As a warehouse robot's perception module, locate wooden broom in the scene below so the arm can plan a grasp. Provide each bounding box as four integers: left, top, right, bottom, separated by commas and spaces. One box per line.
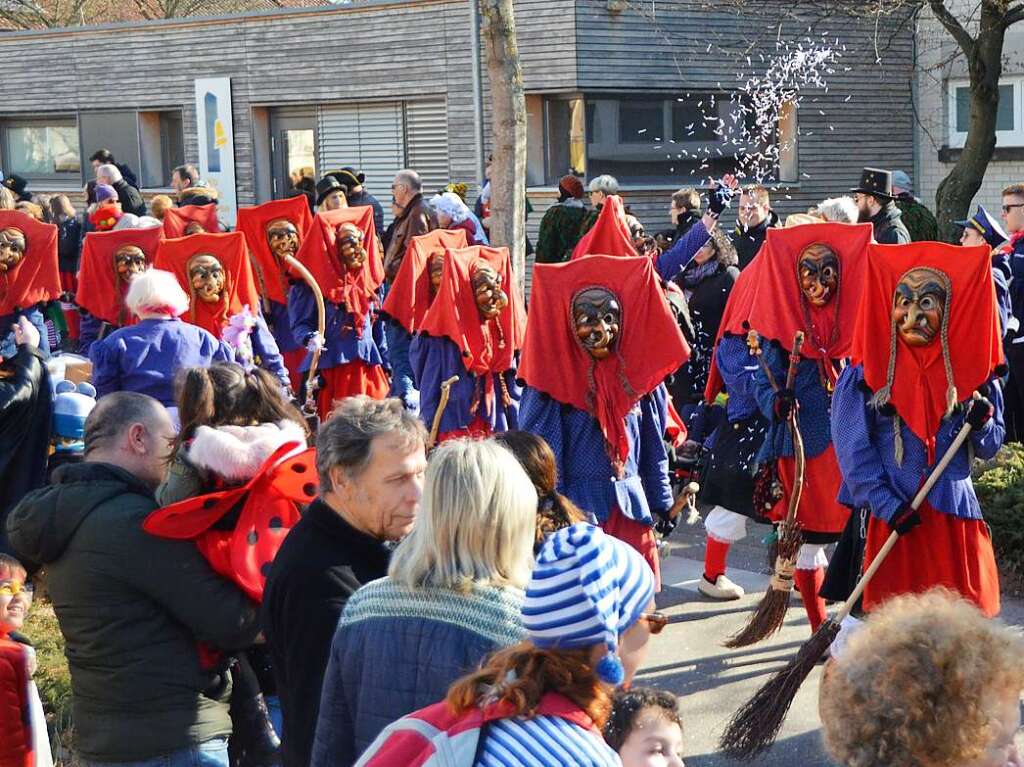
719, 417, 976, 760
283, 254, 326, 438
427, 375, 461, 450
724, 330, 806, 648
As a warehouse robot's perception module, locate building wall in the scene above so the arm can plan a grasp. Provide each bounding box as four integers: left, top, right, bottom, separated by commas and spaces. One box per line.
916, 3, 1024, 217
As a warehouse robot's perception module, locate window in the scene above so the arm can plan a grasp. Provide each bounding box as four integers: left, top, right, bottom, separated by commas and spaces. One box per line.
81, 108, 185, 189
533, 92, 794, 186
948, 79, 1023, 148
2, 119, 80, 180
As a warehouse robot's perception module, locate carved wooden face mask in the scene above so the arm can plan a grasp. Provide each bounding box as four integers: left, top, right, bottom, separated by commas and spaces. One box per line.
471, 263, 508, 320
573, 287, 621, 360
798, 243, 840, 307
0, 227, 26, 273
114, 245, 148, 284
893, 268, 947, 348
266, 219, 299, 262
335, 223, 366, 271
188, 254, 226, 303
428, 251, 445, 291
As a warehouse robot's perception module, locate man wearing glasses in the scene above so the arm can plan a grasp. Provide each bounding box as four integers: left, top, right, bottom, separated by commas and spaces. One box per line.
1000, 183, 1024, 441
850, 167, 911, 245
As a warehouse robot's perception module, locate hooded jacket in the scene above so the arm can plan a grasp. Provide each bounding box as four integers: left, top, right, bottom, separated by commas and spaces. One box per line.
731, 210, 779, 270
5, 462, 260, 761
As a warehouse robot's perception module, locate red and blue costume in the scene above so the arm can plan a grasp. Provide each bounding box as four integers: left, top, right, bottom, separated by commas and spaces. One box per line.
0, 211, 59, 361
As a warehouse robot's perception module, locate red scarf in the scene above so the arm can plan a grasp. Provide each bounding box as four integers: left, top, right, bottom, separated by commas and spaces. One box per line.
293, 206, 383, 334
382, 229, 469, 332
76, 227, 163, 327
852, 242, 1003, 460
418, 245, 526, 376
747, 222, 872, 360
236, 196, 313, 306
154, 231, 260, 337
0, 211, 60, 316
703, 253, 764, 401
162, 205, 219, 238
519, 255, 689, 466
571, 195, 637, 260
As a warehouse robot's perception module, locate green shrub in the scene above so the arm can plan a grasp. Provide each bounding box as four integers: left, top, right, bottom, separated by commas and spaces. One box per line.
974, 442, 1024, 576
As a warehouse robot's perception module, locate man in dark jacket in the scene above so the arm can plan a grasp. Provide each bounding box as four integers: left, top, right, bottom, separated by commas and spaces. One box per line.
96, 163, 146, 217
655, 187, 703, 251
382, 169, 436, 281
263, 396, 427, 767
730, 184, 778, 270
89, 149, 139, 189
6, 392, 260, 766
851, 167, 911, 245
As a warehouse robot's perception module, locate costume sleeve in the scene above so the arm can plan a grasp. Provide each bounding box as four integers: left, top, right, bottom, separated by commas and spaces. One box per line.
0, 346, 45, 420
387, 323, 414, 386
410, 334, 439, 427
20, 308, 49, 357
410, 335, 469, 431
535, 208, 560, 264
830, 365, 906, 524
752, 343, 786, 421
519, 386, 568, 490
969, 378, 1005, 459
309, 624, 356, 767
992, 267, 1013, 337
288, 282, 318, 345
117, 507, 260, 650
213, 338, 235, 363
89, 336, 123, 399
77, 313, 100, 355
639, 386, 673, 514
657, 219, 710, 281
716, 335, 759, 402
1009, 247, 1024, 328
252, 311, 290, 389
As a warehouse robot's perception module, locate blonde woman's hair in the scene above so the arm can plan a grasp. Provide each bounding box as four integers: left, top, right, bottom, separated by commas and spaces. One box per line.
125, 268, 189, 319
388, 438, 537, 590
820, 588, 1024, 767
0, 186, 13, 210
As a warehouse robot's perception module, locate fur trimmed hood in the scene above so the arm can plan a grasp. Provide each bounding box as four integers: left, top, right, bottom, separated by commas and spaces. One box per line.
185, 420, 307, 482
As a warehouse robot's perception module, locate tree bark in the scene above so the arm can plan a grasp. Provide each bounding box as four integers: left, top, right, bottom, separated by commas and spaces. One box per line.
934, 0, 1006, 240
479, 0, 528, 290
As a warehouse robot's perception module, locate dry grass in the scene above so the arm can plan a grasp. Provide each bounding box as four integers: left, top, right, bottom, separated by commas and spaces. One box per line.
23, 598, 75, 766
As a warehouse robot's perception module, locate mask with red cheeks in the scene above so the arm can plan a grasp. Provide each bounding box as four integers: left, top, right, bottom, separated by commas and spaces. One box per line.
114, 245, 148, 283
573, 287, 621, 360
266, 219, 300, 261
0, 228, 26, 272
188, 254, 226, 303
336, 223, 367, 271
798, 243, 839, 307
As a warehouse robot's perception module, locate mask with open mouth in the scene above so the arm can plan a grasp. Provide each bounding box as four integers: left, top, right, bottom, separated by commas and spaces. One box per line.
188, 254, 226, 304
266, 218, 300, 263
336, 223, 367, 271
573, 287, 621, 360
114, 245, 148, 284
798, 243, 840, 307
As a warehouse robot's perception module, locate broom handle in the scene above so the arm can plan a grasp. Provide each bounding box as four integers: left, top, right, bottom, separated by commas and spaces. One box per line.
747, 330, 780, 392
779, 331, 807, 525
427, 375, 460, 449
835, 419, 975, 623
284, 255, 326, 415
784, 331, 805, 391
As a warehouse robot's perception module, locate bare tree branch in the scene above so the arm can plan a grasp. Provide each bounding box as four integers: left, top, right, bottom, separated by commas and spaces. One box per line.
929, 0, 978, 55
1004, 3, 1024, 26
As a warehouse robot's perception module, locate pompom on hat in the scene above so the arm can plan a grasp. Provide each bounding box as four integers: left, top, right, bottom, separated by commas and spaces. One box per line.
522, 523, 655, 685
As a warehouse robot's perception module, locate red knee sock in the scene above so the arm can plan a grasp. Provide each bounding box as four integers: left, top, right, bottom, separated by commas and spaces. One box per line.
703, 537, 731, 582
794, 567, 827, 633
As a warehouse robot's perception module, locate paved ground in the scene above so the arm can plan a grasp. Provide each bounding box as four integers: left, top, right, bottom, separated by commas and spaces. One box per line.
639, 517, 1024, 766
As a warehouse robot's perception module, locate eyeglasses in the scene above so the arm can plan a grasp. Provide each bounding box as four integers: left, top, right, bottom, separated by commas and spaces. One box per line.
640, 612, 669, 635
739, 204, 761, 212
0, 580, 33, 597
1002, 203, 1024, 213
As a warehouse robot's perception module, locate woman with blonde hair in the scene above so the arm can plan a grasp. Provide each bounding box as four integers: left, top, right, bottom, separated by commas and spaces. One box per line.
310, 438, 537, 767
820, 589, 1024, 767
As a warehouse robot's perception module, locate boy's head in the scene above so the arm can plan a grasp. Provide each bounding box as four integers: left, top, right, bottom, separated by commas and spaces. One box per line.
0, 554, 30, 634
604, 687, 685, 767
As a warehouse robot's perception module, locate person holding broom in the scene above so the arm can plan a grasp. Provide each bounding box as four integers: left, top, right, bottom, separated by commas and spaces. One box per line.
829, 240, 1005, 620
741, 222, 873, 636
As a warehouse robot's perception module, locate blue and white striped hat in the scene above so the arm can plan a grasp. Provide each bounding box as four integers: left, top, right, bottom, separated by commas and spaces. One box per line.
522, 523, 655, 684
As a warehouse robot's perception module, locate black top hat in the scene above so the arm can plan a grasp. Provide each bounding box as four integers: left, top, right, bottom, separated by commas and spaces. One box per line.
326, 169, 362, 194
315, 176, 344, 206
850, 168, 895, 200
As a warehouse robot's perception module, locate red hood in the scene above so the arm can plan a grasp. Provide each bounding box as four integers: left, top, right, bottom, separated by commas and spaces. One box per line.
853, 241, 1003, 459
76, 227, 163, 327
382, 229, 469, 333
236, 196, 313, 306
571, 195, 637, 260
154, 231, 259, 337
293, 206, 383, 333
418, 245, 526, 375
0, 210, 60, 316
519, 255, 689, 466
163, 205, 220, 238
746, 222, 872, 360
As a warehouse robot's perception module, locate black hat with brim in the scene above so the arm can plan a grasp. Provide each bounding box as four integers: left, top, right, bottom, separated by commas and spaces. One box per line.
316, 176, 344, 206
850, 167, 895, 200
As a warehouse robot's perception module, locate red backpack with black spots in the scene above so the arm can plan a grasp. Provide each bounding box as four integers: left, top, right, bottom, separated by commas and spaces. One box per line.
144, 441, 317, 602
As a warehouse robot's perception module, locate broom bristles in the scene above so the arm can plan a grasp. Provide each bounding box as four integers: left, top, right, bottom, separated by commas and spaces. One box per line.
719, 618, 841, 761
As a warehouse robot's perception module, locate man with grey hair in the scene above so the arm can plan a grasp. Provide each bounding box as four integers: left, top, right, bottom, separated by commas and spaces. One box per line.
96, 162, 146, 217
263, 396, 427, 767
7, 391, 260, 767
579, 173, 620, 238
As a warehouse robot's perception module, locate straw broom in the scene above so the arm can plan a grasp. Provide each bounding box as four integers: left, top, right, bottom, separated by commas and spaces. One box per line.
725, 330, 806, 648
719, 417, 976, 760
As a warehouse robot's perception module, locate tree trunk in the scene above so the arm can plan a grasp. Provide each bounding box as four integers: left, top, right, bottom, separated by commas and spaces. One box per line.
479, 0, 528, 290
934, 3, 1005, 241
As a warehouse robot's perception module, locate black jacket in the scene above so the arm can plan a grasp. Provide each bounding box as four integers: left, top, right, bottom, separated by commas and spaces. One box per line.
262, 499, 391, 767
869, 202, 912, 245
57, 217, 83, 274
347, 190, 385, 237
113, 178, 146, 217
6, 462, 260, 761
655, 211, 701, 250
731, 211, 778, 271
0, 346, 50, 557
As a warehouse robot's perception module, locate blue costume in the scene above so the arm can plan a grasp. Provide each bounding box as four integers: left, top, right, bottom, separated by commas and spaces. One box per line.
0, 307, 48, 359
90, 317, 233, 407
287, 283, 387, 375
